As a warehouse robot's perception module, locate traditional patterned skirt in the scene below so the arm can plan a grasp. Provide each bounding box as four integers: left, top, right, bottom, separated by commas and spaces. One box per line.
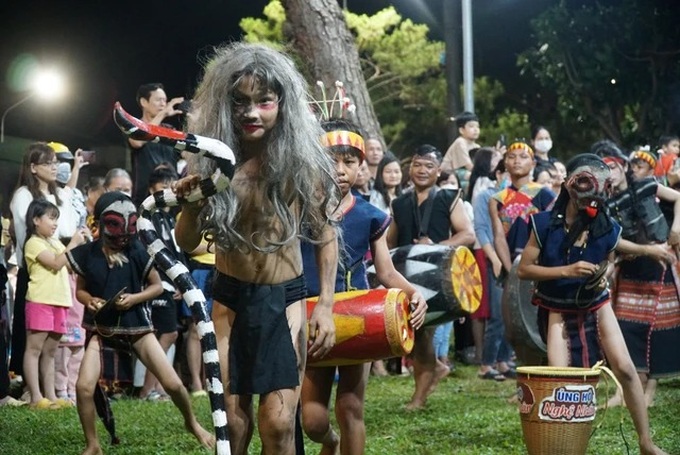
613, 256, 680, 378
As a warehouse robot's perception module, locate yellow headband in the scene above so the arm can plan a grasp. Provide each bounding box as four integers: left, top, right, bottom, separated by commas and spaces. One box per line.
506, 141, 534, 158
321, 130, 365, 159
630, 150, 656, 169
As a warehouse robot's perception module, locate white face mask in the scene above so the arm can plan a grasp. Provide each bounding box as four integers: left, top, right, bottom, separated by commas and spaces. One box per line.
534, 139, 553, 154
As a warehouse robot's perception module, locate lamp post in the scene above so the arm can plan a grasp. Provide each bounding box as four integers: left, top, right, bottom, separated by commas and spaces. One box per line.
0, 68, 66, 143
1, 93, 35, 143
443, 0, 474, 141
461, 0, 474, 112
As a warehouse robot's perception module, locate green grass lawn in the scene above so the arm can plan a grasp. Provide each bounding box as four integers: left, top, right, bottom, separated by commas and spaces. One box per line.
1, 365, 679, 454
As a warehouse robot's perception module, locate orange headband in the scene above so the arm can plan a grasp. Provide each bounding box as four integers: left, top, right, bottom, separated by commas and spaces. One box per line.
630, 150, 656, 169
321, 130, 365, 159
506, 141, 534, 158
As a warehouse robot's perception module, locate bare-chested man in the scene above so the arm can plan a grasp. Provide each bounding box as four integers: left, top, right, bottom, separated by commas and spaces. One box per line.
175, 43, 339, 455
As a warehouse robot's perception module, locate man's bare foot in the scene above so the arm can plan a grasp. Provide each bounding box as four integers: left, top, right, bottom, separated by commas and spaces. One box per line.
81, 444, 103, 455
319, 430, 340, 455
427, 362, 450, 396
371, 361, 388, 377
640, 438, 669, 455
405, 398, 426, 411
185, 420, 216, 449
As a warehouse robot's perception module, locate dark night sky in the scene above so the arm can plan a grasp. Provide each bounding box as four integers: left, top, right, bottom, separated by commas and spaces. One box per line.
0, 0, 553, 148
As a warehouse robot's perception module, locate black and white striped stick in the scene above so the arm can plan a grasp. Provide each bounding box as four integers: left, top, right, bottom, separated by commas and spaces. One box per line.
114, 103, 235, 455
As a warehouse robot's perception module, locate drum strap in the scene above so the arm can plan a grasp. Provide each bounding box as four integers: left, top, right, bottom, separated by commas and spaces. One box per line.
413, 187, 438, 238
343, 257, 364, 292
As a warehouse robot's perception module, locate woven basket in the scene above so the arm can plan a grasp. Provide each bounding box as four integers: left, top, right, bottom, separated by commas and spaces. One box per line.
516, 366, 601, 455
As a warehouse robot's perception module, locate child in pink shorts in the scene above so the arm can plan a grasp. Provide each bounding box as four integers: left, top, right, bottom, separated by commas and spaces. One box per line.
55, 274, 86, 404
22, 199, 85, 409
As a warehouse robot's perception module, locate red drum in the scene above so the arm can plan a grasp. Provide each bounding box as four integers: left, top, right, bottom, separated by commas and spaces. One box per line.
306, 288, 415, 367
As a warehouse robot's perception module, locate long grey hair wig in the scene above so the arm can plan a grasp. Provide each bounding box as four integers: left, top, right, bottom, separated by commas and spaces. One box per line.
187, 42, 339, 253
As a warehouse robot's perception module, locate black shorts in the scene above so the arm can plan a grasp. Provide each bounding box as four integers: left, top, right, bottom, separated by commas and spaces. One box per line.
86, 331, 150, 384
213, 272, 306, 395
150, 291, 178, 334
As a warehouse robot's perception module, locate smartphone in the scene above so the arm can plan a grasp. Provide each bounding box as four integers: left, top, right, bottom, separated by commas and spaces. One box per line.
80, 150, 96, 164
175, 99, 192, 114
498, 134, 507, 147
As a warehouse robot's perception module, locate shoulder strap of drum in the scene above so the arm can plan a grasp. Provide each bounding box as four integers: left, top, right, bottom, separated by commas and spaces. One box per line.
414, 187, 438, 238
447, 188, 462, 215
343, 257, 365, 292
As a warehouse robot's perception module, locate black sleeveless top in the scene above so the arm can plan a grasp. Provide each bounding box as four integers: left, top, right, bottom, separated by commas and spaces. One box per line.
391, 187, 461, 246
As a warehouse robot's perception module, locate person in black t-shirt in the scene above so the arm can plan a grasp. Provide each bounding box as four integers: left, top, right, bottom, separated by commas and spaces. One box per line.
128, 83, 184, 206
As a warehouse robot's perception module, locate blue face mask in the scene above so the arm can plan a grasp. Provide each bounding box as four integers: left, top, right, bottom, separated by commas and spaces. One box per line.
56, 162, 72, 185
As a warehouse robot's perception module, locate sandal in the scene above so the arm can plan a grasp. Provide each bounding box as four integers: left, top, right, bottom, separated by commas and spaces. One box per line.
52, 398, 74, 408
498, 368, 517, 379
142, 391, 162, 401
30, 398, 60, 410
478, 369, 506, 381
144, 391, 171, 402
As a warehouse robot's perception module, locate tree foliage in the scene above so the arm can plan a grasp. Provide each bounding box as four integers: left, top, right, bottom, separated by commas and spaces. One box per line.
519, 0, 680, 149
240, 1, 529, 156
240, 0, 285, 48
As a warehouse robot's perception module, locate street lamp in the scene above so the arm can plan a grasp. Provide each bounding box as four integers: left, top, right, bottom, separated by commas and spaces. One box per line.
1, 68, 66, 143
461, 0, 474, 112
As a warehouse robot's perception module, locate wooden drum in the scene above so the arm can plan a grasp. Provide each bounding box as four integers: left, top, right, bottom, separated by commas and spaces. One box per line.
368, 244, 482, 327
306, 288, 414, 367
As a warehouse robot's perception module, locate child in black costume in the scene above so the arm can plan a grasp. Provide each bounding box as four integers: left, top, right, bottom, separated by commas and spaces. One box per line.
67, 191, 214, 455
518, 154, 670, 455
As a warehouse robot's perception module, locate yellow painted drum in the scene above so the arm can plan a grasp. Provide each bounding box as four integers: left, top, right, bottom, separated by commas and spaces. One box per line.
517, 366, 600, 455
369, 245, 482, 327
306, 288, 415, 367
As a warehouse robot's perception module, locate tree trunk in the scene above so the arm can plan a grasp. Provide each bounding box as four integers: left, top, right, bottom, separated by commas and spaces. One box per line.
282, 0, 383, 143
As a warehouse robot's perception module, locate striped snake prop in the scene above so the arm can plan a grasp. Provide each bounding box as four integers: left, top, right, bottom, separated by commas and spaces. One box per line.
113, 102, 235, 455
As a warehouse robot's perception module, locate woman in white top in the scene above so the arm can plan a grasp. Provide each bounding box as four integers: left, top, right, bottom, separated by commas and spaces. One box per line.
9, 142, 78, 378
369, 151, 403, 215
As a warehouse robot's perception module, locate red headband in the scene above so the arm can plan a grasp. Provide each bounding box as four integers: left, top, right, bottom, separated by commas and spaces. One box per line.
602, 156, 625, 166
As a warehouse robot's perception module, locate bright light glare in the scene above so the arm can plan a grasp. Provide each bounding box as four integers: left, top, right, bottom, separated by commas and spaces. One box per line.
32, 69, 66, 100
610, 78, 617, 85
